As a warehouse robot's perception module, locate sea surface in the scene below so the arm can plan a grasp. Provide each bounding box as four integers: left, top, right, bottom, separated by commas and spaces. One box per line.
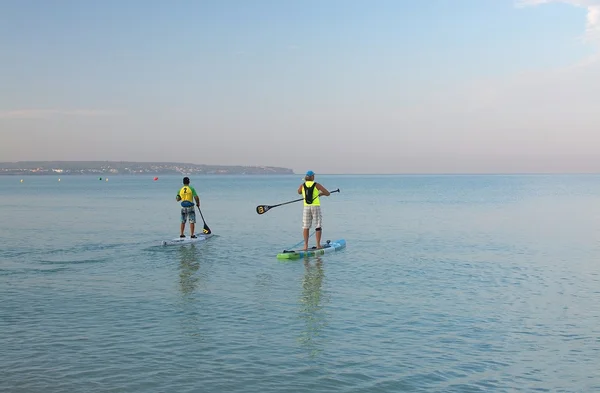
1, 174, 600, 393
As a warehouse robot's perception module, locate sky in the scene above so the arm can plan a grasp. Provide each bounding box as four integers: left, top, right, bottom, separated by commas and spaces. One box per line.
1, 0, 599, 174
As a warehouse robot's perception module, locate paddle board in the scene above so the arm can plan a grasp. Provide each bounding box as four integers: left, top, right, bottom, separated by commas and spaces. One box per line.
162, 234, 213, 246
277, 239, 346, 259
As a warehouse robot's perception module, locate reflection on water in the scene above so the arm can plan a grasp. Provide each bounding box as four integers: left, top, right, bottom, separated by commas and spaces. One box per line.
176, 244, 205, 339
298, 256, 329, 358
178, 245, 201, 297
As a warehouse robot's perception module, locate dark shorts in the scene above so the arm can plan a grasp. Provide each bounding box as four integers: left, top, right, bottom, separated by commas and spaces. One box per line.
181, 206, 196, 224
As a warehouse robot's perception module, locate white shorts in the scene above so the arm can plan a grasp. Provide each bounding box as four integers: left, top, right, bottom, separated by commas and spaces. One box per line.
302, 205, 322, 229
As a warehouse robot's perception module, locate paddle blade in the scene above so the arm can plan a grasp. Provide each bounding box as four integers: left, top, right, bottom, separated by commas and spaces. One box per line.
256, 205, 270, 215
197, 207, 211, 234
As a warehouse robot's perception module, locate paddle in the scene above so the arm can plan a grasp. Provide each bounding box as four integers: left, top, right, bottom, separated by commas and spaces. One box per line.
197, 206, 212, 234
256, 188, 340, 215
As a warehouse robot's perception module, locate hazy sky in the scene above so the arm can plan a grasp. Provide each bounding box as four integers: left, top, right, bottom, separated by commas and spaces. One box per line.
1, 0, 599, 174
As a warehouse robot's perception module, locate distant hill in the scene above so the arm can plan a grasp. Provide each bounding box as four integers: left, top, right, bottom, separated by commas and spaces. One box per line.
0, 161, 295, 175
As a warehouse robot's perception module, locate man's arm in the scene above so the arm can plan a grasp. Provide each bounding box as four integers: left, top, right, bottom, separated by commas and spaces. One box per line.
297, 184, 303, 195
316, 183, 330, 196
192, 187, 200, 207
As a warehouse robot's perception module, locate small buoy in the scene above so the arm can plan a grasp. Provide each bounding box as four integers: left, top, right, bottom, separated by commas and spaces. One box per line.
20, 179, 23, 183
153, 177, 158, 181
58, 178, 61, 182
105, 178, 108, 182
99, 177, 102, 180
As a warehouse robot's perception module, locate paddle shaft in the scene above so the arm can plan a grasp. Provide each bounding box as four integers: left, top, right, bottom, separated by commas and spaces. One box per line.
197, 206, 211, 234
257, 188, 339, 214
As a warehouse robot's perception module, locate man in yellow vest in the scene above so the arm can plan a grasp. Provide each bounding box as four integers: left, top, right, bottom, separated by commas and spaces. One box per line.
297, 170, 331, 250
176, 177, 201, 238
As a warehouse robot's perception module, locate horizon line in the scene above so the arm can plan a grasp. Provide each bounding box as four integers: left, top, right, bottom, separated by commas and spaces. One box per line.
3, 172, 600, 176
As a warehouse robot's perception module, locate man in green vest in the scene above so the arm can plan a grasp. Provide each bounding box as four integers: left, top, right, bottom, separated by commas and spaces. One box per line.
297, 170, 331, 250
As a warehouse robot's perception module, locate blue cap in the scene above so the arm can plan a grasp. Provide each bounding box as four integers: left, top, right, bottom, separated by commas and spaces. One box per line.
306, 170, 315, 176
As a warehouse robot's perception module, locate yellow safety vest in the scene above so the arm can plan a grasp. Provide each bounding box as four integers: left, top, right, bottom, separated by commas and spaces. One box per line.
302, 181, 320, 206
178, 186, 194, 203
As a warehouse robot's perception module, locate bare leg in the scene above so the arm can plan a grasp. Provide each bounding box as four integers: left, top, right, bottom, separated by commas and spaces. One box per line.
180, 222, 185, 237
316, 228, 322, 249
303, 228, 309, 250
190, 223, 195, 237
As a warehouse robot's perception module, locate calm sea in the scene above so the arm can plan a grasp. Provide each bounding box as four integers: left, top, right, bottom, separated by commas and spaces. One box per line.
1, 174, 599, 392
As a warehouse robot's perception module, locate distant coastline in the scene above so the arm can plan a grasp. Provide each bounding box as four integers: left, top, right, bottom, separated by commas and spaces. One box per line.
0, 161, 295, 176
